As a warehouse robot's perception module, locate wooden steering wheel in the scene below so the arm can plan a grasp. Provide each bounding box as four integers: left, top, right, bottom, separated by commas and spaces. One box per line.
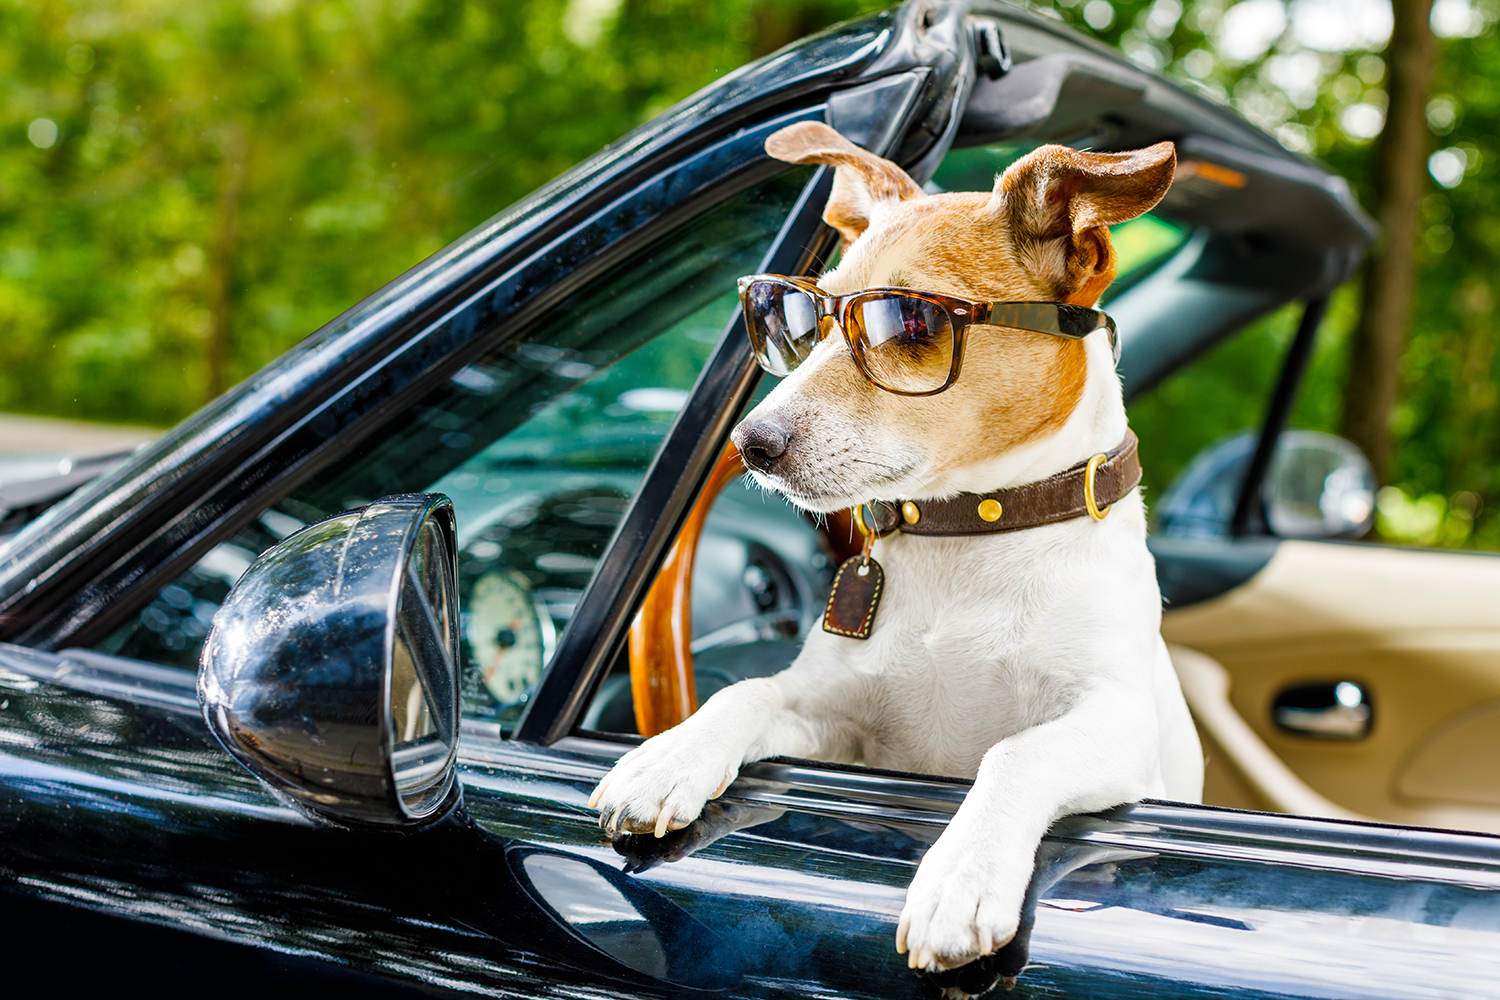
627, 443, 858, 736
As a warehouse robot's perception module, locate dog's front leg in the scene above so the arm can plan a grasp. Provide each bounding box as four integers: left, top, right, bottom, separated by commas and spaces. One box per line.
590, 676, 840, 838
897, 682, 1160, 972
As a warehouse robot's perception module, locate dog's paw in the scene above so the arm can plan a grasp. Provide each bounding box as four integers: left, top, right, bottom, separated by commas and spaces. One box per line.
896, 837, 1027, 973
588, 734, 739, 838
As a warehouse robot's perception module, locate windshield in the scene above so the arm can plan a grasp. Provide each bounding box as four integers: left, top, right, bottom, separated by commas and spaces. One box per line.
94, 168, 814, 735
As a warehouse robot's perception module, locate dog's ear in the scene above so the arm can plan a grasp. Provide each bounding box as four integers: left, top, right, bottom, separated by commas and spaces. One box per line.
765, 122, 923, 246
992, 142, 1176, 306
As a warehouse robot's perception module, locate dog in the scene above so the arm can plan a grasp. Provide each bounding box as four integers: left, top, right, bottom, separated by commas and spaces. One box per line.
589, 121, 1204, 975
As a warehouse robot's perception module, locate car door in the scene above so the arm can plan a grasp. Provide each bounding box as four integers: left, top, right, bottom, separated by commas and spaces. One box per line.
1134, 300, 1500, 835
10, 606, 1500, 999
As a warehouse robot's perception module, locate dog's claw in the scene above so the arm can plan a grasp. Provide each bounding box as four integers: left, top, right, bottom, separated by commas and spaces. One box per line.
711, 771, 732, 799
979, 927, 993, 955
895, 915, 909, 954
588, 778, 609, 810
1003, 975, 1018, 991
654, 810, 672, 838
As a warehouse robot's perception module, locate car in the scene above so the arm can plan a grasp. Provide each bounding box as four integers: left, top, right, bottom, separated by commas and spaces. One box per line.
3, 2, 1500, 997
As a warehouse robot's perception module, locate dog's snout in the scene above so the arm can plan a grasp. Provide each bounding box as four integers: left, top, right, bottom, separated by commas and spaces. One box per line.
733, 417, 791, 473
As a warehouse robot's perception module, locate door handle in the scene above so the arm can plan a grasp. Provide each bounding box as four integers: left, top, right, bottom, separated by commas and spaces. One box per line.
1272, 681, 1372, 740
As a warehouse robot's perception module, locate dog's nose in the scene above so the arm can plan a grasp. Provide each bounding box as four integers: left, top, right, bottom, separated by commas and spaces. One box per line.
733, 417, 791, 473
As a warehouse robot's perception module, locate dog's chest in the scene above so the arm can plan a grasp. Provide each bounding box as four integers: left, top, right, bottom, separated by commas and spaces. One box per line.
829, 535, 1092, 776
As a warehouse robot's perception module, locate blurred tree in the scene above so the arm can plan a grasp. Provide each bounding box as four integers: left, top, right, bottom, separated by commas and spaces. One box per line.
0, 0, 883, 425
1053, 0, 1500, 548
4, 0, 1500, 549
1341, 0, 1437, 483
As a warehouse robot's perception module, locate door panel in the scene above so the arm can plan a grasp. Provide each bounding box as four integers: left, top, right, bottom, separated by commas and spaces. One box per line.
1162, 539, 1500, 833
1169, 644, 1362, 820
6, 647, 1500, 999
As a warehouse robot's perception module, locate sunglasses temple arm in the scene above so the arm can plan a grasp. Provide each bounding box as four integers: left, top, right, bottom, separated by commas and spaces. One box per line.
977, 302, 1119, 365
1051, 313, 1121, 366
1060, 321, 1119, 365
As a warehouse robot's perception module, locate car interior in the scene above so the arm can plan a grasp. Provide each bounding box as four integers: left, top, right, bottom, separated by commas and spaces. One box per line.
565, 28, 1500, 839
69, 9, 1500, 842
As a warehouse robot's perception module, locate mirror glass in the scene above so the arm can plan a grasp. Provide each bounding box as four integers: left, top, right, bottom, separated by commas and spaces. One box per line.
1263, 433, 1376, 538
390, 516, 458, 816
1155, 430, 1376, 540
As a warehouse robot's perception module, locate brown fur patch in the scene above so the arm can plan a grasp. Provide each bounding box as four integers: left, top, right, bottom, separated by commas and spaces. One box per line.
832, 195, 1096, 466
765, 122, 923, 245
997, 143, 1174, 301
945, 331, 1089, 471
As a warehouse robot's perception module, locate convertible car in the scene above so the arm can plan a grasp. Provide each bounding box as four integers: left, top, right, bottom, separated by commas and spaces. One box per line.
3, 2, 1499, 997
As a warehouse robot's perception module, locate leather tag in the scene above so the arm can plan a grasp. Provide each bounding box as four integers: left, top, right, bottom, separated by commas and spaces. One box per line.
822, 556, 884, 640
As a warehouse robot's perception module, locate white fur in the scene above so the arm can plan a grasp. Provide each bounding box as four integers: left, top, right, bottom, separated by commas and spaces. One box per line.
591, 143, 1203, 974
592, 334, 1203, 971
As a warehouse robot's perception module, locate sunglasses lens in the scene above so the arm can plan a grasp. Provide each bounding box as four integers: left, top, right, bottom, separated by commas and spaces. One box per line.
743, 280, 819, 377
848, 294, 955, 393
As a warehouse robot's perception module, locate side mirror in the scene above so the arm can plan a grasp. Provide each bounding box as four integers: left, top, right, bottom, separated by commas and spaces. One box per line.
1156, 430, 1376, 540
1262, 431, 1376, 538
199, 493, 461, 826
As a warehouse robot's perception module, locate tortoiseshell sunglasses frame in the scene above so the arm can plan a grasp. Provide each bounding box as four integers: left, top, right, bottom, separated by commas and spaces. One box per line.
737, 274, 1120, 397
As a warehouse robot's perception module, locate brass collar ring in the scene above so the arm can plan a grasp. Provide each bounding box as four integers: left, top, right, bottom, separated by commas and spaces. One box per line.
853, 501, 902, 540
1084, 453, 1111, 521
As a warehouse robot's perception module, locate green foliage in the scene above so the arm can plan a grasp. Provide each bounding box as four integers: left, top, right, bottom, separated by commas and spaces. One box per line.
0, 0, 884, 425
1050, 0, 1500, 547
5, 0, 1500, 549
1375, 484, 1491, 547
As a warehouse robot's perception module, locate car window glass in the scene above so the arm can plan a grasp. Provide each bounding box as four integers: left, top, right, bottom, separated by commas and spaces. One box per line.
92, 167, 814, 736
579, 473, 835, 736
579, 288, 862, 736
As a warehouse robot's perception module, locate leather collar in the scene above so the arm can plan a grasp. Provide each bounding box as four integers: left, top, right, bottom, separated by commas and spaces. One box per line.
861, 431, 1141, 537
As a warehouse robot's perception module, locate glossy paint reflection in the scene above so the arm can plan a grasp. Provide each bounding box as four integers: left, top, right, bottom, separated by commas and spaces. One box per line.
521, 853, 667, 976
0, 656, 707, 998
513, 848, 741, 989
198, 494, 459, 826
463, 738, 1500, 1000
5, 652, 1500, 999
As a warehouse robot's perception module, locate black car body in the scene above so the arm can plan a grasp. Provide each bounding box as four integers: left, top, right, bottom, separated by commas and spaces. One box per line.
3, 3, 1499, 998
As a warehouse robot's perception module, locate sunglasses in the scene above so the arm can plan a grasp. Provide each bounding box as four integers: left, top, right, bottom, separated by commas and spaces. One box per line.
737, 274, 1119, 396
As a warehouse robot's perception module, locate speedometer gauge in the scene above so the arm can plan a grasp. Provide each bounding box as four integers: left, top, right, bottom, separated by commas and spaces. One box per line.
465, 569, 545, 705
